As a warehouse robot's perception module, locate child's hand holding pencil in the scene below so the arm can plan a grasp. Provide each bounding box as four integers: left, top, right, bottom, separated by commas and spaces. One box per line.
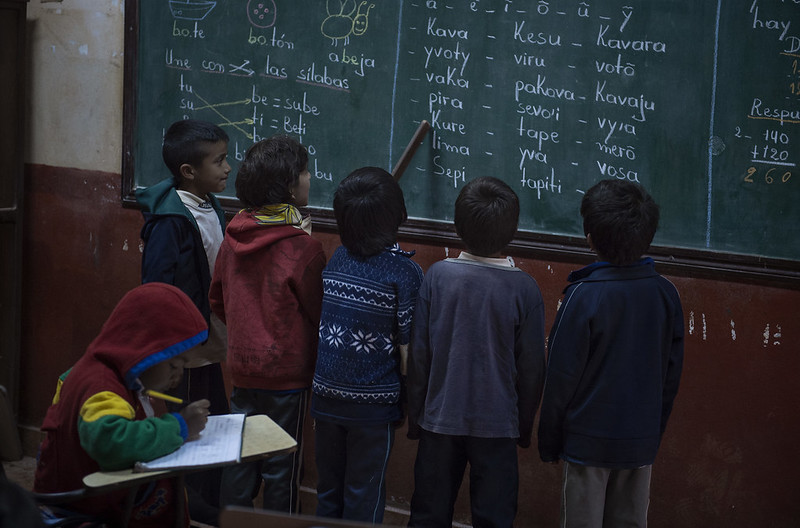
146, 390, 210, 440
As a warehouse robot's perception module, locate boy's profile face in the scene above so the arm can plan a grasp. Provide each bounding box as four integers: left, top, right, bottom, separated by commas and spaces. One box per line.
290, 167, 311, 207
138, 354, 188, 392
179, 140, 231, 198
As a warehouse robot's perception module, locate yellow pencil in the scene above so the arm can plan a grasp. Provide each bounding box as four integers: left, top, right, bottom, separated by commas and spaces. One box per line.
145, 389, 184, 404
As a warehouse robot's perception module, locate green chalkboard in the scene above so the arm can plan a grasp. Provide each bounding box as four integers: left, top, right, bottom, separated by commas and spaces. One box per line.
123, 0, 800, 270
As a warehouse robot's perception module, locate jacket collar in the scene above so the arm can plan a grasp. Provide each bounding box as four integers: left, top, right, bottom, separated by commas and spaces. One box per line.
567, 257, 656, 284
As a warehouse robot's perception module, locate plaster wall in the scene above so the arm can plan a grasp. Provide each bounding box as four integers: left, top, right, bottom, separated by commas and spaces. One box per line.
26, 0, 124, 172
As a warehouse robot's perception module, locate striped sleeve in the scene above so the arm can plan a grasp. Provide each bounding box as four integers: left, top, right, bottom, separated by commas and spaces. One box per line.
77, 391, 186, 470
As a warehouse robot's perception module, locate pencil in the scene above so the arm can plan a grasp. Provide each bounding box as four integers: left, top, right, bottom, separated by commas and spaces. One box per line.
145, 389, 184, 404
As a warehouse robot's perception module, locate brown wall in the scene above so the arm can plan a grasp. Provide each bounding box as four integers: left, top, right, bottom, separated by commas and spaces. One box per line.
19, 163, 800, 527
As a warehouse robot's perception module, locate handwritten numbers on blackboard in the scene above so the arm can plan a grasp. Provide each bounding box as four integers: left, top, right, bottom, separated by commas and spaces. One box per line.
744, 166, 793, 185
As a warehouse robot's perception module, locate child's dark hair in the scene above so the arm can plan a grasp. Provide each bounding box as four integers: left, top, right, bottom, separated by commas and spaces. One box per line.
333, 167, 408, 258
580, 179, 660, 265
454, 177, 519, 257
235, 135, 308, 209
162, 119, 229, 181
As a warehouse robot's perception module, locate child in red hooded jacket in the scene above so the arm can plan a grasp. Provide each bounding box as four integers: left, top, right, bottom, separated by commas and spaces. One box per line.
34, 283, 211, 527
210, 135, 325, 512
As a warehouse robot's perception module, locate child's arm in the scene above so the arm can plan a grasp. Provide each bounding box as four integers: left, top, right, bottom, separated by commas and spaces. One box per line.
208, 249, 226, 323
406, 286, 431, 439
537, 288, 591, 462
660, 293, 685, 434
294, 248, 326, 325
396, 261, 425, 376
141, 218, 184, 285
77, 391, 199, 471
514, 295, 547, 448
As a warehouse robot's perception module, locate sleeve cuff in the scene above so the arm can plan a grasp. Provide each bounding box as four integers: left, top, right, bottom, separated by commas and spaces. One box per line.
171, 412, 189, 440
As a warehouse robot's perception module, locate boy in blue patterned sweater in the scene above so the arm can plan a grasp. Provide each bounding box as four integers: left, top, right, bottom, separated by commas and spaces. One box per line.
311, 167, 423, 524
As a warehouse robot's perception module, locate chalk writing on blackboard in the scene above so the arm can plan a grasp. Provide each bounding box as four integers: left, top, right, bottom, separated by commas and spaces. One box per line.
127, 0, 800, 264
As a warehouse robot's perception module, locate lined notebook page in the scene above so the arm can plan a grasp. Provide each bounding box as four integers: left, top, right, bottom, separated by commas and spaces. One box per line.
135, 413, 245, 472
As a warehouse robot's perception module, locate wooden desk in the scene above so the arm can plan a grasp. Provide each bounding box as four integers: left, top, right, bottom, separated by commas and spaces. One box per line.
83, 414, 296, 526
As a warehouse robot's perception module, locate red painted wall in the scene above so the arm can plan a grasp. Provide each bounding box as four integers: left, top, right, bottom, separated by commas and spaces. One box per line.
19, 164, 800, 526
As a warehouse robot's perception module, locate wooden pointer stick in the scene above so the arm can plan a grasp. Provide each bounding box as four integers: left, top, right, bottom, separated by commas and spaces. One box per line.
392, 120, 431, 181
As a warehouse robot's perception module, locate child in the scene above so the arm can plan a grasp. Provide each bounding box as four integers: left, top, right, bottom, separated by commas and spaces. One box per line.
407, 176, 546, 528
312, 167, 423, 524
136, 119, 231, 522
33, 283, 211, 527
209, 135, 326, 512
537, 179, 684, 528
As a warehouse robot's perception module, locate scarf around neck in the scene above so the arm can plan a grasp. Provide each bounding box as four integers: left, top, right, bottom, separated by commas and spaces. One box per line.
252, 204, 312, 234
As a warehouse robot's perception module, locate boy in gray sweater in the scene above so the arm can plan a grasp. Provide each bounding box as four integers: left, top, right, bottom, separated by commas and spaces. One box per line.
407, 177, 546, 528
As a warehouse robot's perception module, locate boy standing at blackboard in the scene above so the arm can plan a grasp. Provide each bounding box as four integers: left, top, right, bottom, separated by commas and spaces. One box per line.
407, 177, 546, 528
538, 179, 684, 528
311, 167, 423, 524
209, 135, 326, 513
136, 119, 231, 523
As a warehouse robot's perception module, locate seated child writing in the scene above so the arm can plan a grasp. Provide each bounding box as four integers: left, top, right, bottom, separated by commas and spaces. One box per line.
34, 282, 211, 527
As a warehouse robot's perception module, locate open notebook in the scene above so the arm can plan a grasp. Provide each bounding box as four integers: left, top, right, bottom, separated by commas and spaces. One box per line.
134, 413, 246, 472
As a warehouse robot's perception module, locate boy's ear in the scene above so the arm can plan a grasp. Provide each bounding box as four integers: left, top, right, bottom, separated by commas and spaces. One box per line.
586, 233, 595, 251
179, 163, 196, 182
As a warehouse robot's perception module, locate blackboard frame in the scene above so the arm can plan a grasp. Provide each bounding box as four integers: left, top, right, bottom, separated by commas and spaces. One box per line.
120, 0, 800, 289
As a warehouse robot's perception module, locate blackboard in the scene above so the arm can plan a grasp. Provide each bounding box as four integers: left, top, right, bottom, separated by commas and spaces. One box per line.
123, 0, 800, 274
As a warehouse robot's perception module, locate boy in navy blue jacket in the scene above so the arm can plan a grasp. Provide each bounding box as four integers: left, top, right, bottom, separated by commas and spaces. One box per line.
538, 179, 684, 528
136, 119, 231, 523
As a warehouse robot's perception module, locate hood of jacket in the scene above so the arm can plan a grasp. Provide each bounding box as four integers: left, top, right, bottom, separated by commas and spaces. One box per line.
223, 208, 310, 257
85, 282, 208, 390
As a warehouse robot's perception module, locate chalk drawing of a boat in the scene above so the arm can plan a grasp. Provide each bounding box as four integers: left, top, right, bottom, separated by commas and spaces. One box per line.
169, 0, 217, 21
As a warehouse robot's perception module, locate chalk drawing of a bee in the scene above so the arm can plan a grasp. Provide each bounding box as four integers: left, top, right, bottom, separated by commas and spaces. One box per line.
321, 0, 375, 46
351, 1, 374, 36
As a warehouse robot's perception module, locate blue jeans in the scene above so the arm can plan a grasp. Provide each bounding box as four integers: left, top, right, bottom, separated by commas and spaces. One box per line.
219, 388, 308, 513
314, 419, 395, 524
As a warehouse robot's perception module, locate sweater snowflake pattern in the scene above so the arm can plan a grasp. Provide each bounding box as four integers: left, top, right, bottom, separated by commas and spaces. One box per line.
313, 245, 423, 404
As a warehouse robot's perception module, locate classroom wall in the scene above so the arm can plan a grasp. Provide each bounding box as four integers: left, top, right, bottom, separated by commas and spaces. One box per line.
16, 2, 800, 527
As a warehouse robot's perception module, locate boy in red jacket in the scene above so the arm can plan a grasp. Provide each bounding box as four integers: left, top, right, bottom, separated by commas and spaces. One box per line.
210, 135, 325, 512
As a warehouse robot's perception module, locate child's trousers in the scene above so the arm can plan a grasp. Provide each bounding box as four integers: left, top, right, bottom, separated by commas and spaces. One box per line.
314, 420, 395, 524
560, 461, 652, 528
220, 388, 308, 512
409, 430, 518, 528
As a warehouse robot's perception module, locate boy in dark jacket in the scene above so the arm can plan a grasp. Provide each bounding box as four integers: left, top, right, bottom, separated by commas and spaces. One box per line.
136, 119, 231, 522
538, 179, 684, 528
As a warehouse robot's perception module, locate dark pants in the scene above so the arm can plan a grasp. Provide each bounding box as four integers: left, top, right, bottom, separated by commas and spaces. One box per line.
166, 363, 229, 524
409, 430, 519, 528
220, 388, 308, 513
314, 420, 395, 524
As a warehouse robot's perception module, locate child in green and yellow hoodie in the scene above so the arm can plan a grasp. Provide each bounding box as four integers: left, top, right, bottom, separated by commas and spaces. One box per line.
34, 283, 211, 527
